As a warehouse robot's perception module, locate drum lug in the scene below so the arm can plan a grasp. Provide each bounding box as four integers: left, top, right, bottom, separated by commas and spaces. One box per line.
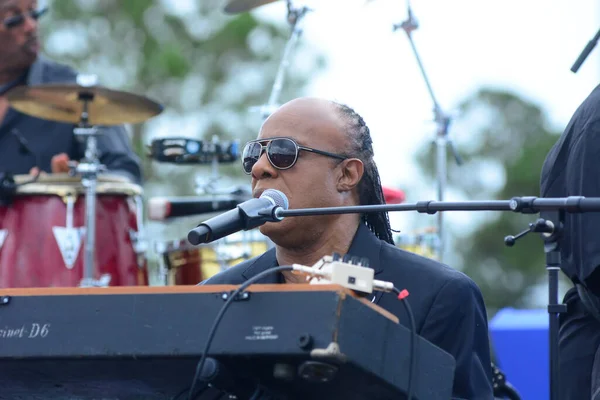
129, 230, 148, 267
0, 296, 10, 306
130, 195, 148, 269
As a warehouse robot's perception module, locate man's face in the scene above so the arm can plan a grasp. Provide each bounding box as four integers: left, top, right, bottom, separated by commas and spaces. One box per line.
248, 98, 351, 245
0, 0, 40, 73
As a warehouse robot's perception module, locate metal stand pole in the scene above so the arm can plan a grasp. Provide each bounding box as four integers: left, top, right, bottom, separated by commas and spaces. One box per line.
504, 210, 568, 399
252, 1, 311, 119
69, 76, 107, 287
540, 210, 567, 400
393, 1, 462, 262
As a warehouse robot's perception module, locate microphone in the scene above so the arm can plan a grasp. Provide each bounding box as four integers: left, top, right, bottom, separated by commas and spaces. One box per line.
1, 130, 42, 206
187, 188, 289, 245
571, 27, 600, 73
11, 129, 41, 182
0, 171, 17, 207
147, 194, 251, 221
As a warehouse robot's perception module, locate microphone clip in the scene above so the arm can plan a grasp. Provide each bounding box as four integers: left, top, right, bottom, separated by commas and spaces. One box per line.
242, 199, 284, 227
504, 218, 558, 247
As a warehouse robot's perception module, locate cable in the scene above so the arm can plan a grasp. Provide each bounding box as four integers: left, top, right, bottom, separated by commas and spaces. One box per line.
392, 287, 416, 400
171, 385, 209, 400
187, 265, 294, 400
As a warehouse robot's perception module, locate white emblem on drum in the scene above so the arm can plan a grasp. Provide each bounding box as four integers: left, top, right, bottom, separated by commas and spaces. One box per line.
52, 226, 86, 269
52, 194, 86, 270
0, 229, 7, 250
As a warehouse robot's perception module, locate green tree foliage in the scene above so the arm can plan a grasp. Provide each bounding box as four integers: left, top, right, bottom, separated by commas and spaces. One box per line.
416, 88, 561, 313
41, 0, 325, 193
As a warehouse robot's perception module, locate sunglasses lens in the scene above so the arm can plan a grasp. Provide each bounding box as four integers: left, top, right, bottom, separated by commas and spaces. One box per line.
268, 138, 297, 169
4, 15, 23, 28
242, 142, 262, 173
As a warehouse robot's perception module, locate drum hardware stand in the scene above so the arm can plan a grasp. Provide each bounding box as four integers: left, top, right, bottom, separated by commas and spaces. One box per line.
194, 136, 224, 197
504, 211, 567, 400
67, 74, 108, 288
193, 135, 264, 263
393, 0, 463, 263
129, 195, 148, 268
251, 0, 312, 119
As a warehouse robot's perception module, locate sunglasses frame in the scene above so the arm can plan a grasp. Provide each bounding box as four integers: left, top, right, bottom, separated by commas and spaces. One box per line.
3, 6, 48, 29
242, 137, 347, 175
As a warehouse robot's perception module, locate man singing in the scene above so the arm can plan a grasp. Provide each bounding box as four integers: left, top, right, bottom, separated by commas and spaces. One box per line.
541, 82, 600, 400
201, 97, 494, 399
0, 0, 142, 183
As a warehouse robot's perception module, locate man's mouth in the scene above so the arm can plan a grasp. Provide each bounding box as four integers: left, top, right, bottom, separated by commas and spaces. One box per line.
24, 37, 39, 52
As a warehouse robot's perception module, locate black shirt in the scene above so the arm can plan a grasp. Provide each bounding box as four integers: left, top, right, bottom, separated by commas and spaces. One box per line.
0, 55, 142, 184
540, 83, 600, 294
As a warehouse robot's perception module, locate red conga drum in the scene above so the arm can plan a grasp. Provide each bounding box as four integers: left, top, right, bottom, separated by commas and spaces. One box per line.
0, 173, 149, 288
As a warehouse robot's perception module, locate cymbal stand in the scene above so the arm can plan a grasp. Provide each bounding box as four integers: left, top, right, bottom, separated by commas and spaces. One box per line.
194, 135, 221, 196
254, 1, 311, 119
68, 79, 107, 287
393, 0, 463, 263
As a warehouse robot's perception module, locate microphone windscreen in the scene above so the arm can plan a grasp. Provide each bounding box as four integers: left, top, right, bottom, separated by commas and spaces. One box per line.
261, 189, 289, 210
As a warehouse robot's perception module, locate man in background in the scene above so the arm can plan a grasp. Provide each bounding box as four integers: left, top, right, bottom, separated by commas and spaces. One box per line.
540, 82, 600, 400
0, 0, 142, 183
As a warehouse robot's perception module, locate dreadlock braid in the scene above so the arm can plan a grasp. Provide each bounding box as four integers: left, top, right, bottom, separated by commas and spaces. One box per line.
334, 102, 395, 245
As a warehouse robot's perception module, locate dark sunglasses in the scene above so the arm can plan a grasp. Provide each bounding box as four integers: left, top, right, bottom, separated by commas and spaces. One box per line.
3, 6, 47, 29
242, 137, 347, 174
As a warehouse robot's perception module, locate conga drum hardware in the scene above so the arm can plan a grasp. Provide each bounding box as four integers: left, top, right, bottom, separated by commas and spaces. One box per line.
129, 194, 149, 269
52, 193, 85, 270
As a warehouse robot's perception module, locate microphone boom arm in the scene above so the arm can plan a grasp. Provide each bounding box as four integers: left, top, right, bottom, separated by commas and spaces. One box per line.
273, 196, 600, 218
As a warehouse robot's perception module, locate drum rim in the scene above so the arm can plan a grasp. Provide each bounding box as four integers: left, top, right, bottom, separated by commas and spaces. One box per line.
13, 173, 143, 196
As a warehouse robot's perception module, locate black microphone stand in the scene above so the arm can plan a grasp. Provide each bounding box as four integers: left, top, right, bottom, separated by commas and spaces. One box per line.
392, 0, 463, 263
269, 196, 600, 400
504, 210, 567, 400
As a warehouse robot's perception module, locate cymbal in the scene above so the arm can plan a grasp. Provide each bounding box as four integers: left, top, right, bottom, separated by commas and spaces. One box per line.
224, 0, 280, 14
6, 83, 164, 126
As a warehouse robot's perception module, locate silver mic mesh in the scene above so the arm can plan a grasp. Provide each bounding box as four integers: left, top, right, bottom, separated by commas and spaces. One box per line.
261, 189, 289, 210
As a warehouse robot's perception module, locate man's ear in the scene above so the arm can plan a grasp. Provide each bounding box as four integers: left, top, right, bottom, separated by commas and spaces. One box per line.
337, 158, 364, 192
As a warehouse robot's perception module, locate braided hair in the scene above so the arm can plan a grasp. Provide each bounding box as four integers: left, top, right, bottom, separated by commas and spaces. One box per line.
334, 102, 395, 245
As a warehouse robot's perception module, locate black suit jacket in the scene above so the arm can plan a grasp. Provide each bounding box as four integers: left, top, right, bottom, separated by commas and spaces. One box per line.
201, 223, 493, 399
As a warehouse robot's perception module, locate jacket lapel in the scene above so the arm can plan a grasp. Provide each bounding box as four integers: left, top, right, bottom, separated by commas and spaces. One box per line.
346, 223, 384, 275
241, 248, 280, 283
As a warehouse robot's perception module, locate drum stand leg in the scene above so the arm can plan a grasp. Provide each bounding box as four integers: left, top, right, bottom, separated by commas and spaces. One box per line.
69, 85, 107, 287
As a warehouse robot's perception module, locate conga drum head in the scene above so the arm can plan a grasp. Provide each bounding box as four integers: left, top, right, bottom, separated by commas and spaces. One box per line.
13, 173, 143, 197
0, 173, 148, 288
